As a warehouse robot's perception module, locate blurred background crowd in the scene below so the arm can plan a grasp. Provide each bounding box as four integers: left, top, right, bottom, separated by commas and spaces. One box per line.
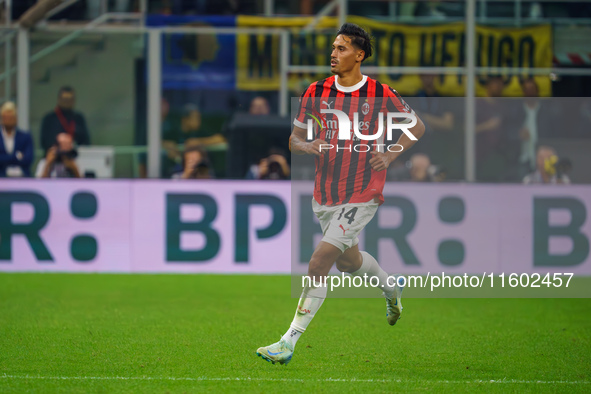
1, 0, 590, 184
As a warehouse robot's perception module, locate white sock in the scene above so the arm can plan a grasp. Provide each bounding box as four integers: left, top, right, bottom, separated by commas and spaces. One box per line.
281, 326, 303, 348
281, 284, 327, 349
351, 251, 396, 295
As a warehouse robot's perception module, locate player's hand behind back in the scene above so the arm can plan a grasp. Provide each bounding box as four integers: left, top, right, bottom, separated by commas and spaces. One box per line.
369, 150, 392, 172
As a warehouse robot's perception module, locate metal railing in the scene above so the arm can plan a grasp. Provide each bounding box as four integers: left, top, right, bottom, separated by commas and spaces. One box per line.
0, 13, 143, 84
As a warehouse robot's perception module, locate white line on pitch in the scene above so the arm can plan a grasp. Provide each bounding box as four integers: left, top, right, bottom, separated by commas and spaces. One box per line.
0, 375, 589, 384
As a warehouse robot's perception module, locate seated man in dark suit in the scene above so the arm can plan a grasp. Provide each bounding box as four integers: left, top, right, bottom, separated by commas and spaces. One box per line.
0, 102, 33, 177
40, 86, 90, 155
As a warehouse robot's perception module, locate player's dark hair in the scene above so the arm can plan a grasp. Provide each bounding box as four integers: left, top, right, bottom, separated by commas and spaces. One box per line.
58, 86, 74, 97
486, 75, 504, 83
182, 145, 209, 170
336, 23, 373, 61
520, 77, 538, 88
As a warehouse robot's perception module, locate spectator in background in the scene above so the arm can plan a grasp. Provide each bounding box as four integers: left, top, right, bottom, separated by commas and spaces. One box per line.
408, 153, 435, 182
523, 146, 571, 184
388, 153, 440, 182
0, 102, 33, 177
161, 103, 225, 177
507, 78, 555, 180
163, 104, 225, 147
41, 86, 90, 155
506, 78, 563, 181
249, 96, 271, 115
475, 75, 507, 182
172, 145, 214, 179
414, 74, 459, 178
517, 79, 541, 175
36, 132, 81, 178
416, 74, 439, 99
246, 147, 290, 180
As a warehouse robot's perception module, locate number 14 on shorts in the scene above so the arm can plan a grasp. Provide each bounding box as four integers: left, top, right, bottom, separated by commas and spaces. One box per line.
337, 207, 358, 224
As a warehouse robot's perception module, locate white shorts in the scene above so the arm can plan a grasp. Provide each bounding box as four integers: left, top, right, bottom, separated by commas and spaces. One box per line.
312, 198, 379, 253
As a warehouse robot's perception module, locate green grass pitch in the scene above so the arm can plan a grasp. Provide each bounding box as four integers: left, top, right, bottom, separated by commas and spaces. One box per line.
0, 273, 590, 393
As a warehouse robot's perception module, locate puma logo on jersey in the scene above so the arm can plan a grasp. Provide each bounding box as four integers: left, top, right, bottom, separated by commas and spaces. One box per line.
339, 224, 349, 235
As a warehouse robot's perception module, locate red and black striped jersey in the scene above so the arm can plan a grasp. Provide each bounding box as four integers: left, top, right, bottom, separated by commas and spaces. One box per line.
293, 75, 415, 206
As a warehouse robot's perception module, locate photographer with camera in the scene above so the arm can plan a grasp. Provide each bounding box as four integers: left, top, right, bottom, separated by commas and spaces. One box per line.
387, 153, 445, 182
523, 145, 571, 185
172, 145, 214, 180
35, 132, 80, 178
246, 147, 290, 180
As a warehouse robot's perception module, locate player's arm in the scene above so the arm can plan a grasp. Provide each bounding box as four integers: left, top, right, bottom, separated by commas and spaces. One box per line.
420, 111, 454, 131
370, 86, 426, 171
290, 83, 329, 156
369, 114, 425, 171
475, 116, 501, 133
289, 126, 327, 157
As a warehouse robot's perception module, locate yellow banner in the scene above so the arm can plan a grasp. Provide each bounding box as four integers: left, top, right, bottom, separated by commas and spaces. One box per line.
236, 16, 552, 97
